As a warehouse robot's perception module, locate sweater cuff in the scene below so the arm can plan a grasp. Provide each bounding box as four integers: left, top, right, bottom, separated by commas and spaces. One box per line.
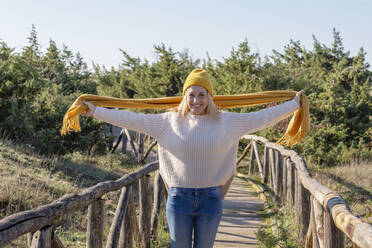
293, 94, 301, 107
93, 106, 103, 118
93, 106, 110, 121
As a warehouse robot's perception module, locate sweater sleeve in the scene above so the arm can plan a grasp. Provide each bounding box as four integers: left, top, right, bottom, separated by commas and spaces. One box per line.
228, 98, 300, 137
94, 107, 168, 139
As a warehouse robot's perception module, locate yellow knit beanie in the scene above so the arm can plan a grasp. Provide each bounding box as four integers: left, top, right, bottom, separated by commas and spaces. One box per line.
182, 68, 213, 96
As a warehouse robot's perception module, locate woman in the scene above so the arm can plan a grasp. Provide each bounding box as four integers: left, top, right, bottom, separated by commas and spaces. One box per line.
82, 68, 303, 248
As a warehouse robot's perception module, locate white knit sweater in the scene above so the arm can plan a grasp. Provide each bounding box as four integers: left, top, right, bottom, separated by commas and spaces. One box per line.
94, 98, 300, 188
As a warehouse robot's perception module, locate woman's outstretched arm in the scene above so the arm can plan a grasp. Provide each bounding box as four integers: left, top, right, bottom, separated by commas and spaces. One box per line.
81, 101, 168, 139
228, 90, 303, 137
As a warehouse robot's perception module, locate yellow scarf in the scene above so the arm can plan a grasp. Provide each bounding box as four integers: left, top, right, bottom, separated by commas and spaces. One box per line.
61, 90, 309, 146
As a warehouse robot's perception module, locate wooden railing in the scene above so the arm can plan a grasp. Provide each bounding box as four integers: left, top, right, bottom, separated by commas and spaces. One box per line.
1, 135, 371, 248
0, 161, 165, 248
242, 135, 372, 248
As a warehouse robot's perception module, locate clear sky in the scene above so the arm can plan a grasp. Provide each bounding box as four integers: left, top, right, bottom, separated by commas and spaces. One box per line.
1, 0, 371, 69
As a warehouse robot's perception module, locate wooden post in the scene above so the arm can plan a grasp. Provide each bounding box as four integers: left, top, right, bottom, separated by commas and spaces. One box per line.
295, 173, 311, 242
249, 144, 256, 175
269, 148, 275, 189
313, 197, 325, 248
236, 141, 252, 166
119, 186, 137, 248
323, 206, 345, 248
111, 128, 125, 153
162, 185, 168, 225
273, 150, 279, 196
286, 159, 295, 207
274, 150, 283, 199
282, 156, 287, 202
138, 133, 145, 158
31, 225, 52, 248
121, 131, 128, 153
124, 129, 138, 158
151, 171, 164, 240
311, 197, 322, 248
252, 141, 264, 179
51, 232, 65, 248
140, 140, 158, 164
27, 232, 35, 247
87, 198, 105, 248
277, 151, 283, 200
139, 175, 152, 248
108, 124, 113, 150
323, 209, 332, 248
294, 167, 298, 211
304, 195, 315, 248
263, 146, 269, 183
106, 185, 131, 248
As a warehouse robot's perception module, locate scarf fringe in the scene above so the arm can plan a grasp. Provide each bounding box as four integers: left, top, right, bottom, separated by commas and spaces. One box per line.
277, 130, 307, 147
61, 114, 81, 135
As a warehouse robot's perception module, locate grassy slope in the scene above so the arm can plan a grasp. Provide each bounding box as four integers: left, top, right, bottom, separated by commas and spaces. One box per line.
309, 161, 372, 224
0, 138, 170, 247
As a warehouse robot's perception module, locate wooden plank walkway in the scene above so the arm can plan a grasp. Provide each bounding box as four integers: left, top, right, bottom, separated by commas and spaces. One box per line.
214, 177, 264, 247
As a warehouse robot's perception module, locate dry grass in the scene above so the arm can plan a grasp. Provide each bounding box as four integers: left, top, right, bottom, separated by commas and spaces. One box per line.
0, 138, 171, 247
0, 141, 76, 215
310, 161, 372, 224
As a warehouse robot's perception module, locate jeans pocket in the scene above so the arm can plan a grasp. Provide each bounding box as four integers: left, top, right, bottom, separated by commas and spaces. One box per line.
207, 188, 222, 200
169, 187, 186, 198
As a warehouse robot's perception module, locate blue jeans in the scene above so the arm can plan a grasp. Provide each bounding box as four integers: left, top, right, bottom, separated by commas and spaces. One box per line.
166, 186, 223, 248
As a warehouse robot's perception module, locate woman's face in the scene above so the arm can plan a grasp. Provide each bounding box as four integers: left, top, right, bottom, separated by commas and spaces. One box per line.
186, 86, 209, 115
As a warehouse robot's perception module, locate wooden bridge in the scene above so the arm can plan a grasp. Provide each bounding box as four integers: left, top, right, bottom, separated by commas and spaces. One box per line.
0, 135, 371, 248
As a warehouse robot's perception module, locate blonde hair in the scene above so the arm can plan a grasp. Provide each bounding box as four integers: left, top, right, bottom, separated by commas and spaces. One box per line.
175, 90, 219, 118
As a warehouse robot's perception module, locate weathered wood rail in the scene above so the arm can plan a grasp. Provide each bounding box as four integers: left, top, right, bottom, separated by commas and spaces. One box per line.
242, 135, 372, 248
1, 134, 371, 247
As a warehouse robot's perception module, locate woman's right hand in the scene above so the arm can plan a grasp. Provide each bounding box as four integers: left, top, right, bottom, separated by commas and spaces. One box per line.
294, 90, 304, 106
81, 101, 96, 117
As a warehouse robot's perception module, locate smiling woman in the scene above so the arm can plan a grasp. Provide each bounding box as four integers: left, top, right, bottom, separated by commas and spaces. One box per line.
80, 68, 303, 247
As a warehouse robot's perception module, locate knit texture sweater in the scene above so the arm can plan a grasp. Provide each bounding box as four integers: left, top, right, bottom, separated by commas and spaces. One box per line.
94, 98, 300, 188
